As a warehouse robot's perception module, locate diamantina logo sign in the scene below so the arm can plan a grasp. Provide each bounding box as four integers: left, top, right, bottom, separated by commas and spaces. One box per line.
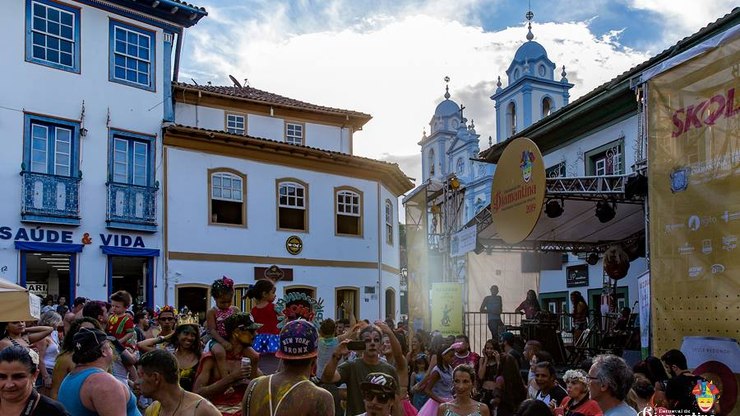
693, 379, 721, 413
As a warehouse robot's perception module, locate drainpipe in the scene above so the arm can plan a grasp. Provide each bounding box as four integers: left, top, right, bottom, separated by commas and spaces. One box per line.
377, 182, 383, 320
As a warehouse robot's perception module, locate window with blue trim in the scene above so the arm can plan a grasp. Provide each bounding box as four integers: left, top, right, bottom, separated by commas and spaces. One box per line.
109, 132, 153, 186
25, 115, 79, 177
109, 21, 155, 91
26, 0, 80, 72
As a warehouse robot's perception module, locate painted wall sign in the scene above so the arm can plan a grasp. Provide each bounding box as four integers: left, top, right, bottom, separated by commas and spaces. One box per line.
285, 235, 303, 255
0, 226, 74, 244
254, 266, 293, 281
0, 226, 147, 248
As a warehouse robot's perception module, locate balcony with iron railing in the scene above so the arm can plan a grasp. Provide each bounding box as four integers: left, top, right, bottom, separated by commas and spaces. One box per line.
21, 170, 81, 225
106, 182, 158, 232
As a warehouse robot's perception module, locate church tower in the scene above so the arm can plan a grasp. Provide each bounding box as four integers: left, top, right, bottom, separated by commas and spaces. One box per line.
419, 77, 480, 185
491, 9, 573, 143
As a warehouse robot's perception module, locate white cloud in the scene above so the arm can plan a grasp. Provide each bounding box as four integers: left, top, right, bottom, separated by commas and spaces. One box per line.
182, 3, 660, 187
627, 0, 736, 44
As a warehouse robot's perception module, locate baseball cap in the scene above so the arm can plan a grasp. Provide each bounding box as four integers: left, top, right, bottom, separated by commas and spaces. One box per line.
361, 372, 397, 394
274, 319, 318, 360
73, 327, 116, 353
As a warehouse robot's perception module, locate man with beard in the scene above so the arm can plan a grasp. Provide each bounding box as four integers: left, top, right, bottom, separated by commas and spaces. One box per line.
661, 349, 717, 414
154, 306, 177, 338
322, 325, 400, 416
194, 313, 261, 416
137, 349, 220, 416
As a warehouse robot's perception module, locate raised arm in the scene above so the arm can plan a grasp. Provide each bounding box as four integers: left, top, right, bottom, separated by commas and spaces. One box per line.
25, 325, 54, 344
375, 321, 407, 375
320, 339, 349, 384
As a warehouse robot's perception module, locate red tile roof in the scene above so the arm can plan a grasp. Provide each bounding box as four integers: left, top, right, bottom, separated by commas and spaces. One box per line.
173, 82, 372, 121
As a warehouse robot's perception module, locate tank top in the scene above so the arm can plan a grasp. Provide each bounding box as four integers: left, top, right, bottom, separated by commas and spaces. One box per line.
58, 367, 142, 416
43, 331, 60, 368
214, 307, 235, 338
251, 302, 279, 335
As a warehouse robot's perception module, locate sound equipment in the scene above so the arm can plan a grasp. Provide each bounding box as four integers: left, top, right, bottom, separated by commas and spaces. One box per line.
521, 320, 567, 364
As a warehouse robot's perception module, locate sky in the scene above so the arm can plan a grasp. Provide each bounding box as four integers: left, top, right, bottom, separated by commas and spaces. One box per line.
178, 0, 736, 186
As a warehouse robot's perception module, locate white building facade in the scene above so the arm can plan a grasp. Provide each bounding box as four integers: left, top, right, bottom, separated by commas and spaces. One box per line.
164, 83, 413, 321
0, 0, 206, 307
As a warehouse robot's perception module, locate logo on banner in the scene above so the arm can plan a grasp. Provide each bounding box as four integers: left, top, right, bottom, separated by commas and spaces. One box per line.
670, 167, 690, 192
520, 150, 535, 183
693, 379, 721, 413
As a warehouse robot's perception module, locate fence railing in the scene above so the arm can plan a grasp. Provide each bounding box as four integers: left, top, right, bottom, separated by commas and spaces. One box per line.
464, 311, 577, 356
21, 171, 81, 220
106, 182, 158, 226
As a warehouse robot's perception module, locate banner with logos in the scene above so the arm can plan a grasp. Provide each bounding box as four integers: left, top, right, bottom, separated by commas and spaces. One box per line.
431, 282, 463, 336
450, 226, 477, 257
637, 271, 650, 358
648, 30, 739, 415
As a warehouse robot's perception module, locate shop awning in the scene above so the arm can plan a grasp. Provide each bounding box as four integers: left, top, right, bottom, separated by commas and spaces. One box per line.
0, 278, 41, 321
100, 246, 160, 257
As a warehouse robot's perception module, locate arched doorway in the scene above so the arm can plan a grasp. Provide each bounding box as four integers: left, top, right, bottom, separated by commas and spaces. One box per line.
385, 288, 396, 322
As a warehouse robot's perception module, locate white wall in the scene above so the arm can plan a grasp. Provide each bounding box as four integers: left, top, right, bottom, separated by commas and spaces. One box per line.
0, 1, 168, 302
174, 103, 349, 153
543, 115, 638, 175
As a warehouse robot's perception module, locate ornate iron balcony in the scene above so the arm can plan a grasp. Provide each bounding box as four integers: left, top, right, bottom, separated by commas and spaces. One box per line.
21, 171, 81, 222
106, 182, 158, 228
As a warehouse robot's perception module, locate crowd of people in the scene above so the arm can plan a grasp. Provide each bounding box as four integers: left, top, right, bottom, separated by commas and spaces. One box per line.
0, 279, 717, 416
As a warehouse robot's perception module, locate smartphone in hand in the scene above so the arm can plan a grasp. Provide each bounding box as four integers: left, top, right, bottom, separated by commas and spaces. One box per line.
347, 340, 366, 351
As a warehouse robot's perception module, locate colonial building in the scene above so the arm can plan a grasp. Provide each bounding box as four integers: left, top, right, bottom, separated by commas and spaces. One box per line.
163, 82, 414, 321
0, 0, 206, 307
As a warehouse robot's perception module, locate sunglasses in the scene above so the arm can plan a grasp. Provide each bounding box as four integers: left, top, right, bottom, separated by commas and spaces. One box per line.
363, 391, 393, 404
159, 317, 175, 322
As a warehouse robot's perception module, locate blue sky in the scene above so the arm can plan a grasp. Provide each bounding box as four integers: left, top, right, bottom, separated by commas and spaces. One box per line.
178, 0, 736, 184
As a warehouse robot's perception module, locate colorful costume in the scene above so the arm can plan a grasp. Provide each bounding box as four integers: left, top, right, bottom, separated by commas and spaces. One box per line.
251, 302, 279, 353
107, 314, 135, 348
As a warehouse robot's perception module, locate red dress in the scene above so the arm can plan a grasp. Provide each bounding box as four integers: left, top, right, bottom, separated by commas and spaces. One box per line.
251, 302, 279, 353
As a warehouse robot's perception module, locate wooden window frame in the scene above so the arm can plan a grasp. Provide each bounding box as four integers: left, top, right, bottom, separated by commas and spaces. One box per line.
585, 139, 625, 176
334, 186, 363, 238
276, 178, 309, 232
335, 286, 360, 320
208, 167, 247, 227
284, 121, 305, 146
225, 112, 247, 135
385, 199, 393, 245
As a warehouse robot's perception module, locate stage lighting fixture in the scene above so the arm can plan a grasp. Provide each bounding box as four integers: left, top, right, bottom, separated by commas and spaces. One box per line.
545, 200, 563, 218
595, 200, 616, 223
586, 252, 600, 265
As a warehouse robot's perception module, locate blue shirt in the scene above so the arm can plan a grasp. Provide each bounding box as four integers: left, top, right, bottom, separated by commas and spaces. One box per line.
59, 367, 141, 416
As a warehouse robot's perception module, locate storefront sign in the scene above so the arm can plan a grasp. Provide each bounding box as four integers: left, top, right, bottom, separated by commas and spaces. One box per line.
27, 283, 48, 297
285, 236, 303, 255
255, 265, 293, 281
566, 264, 589, 287
0, 226, 74, 243
0, 226, 147, 248
490, 137, 546, 244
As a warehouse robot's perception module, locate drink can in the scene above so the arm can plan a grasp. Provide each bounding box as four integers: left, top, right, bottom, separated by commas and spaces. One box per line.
241, 357, 251, 368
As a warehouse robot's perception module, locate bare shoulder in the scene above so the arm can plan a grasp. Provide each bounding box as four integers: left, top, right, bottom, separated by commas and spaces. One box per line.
192, 396, 221, 416
304, 383, 335, 416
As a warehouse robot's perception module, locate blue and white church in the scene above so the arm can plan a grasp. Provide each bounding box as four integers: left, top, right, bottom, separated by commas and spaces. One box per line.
418, 13, 573, 224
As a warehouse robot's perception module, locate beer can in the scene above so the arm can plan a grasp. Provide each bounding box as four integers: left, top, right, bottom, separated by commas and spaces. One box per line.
241, 357, 251, 368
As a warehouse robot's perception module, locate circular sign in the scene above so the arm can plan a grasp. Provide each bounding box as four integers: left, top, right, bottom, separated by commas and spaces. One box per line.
490, 137, 546, 244
285, 235, 303, 255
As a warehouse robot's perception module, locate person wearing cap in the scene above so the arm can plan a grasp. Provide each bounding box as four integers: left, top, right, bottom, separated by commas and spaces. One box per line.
242, 319, 335, 416
57, 327, 142, 415
357, 372, 398, 416
321, 325, 401, 416
193, 313, 262, 416
137, 349, 220, 416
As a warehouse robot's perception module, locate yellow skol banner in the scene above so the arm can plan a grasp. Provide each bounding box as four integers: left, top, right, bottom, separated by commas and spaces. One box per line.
431, 282, 463, 336
648, 31, 739, 415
